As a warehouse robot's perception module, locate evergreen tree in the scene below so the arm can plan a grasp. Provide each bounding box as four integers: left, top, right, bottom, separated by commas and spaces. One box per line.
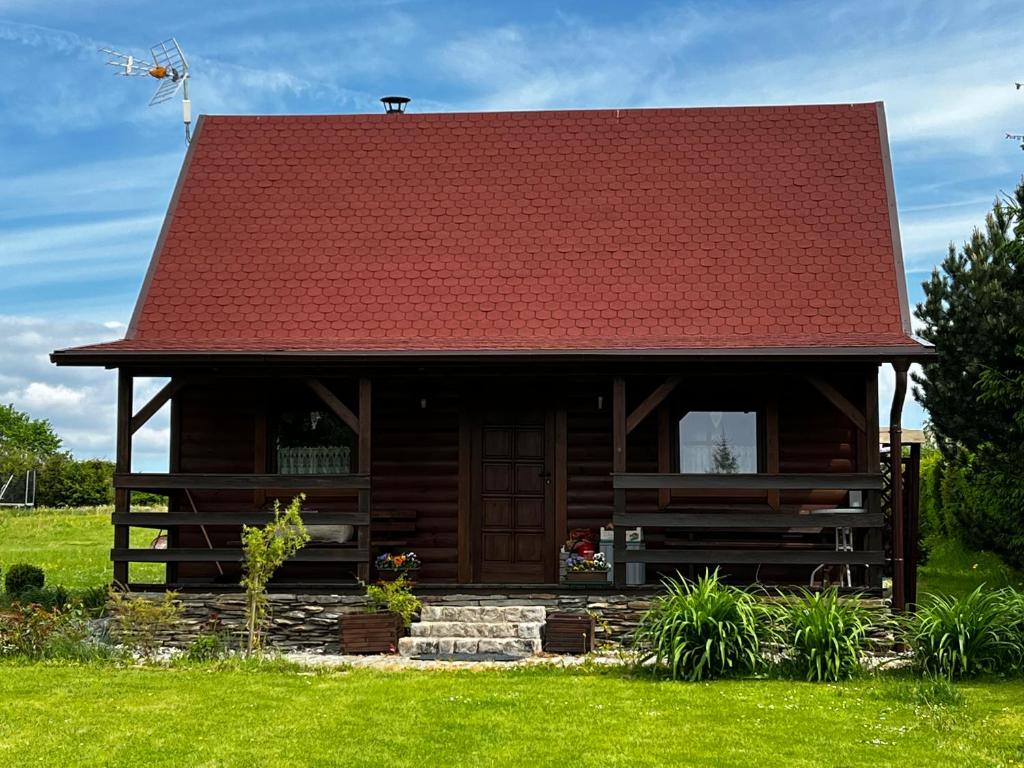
711, 434, 740, 474
913, 180, 1024, 567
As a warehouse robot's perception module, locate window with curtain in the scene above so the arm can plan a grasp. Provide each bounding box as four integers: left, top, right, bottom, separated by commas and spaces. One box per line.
678, 411, 758, 474
275, 409, 354, 474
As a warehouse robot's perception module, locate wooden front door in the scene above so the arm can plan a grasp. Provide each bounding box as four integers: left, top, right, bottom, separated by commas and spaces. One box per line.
475, 407, 554, 583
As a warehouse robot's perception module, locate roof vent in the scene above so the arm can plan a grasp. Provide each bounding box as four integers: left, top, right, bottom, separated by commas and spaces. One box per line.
380, 96, 410, 115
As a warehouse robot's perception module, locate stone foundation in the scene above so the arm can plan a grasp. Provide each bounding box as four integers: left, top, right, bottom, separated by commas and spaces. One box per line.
125, 592, 652, 652
122, 591, 892, 654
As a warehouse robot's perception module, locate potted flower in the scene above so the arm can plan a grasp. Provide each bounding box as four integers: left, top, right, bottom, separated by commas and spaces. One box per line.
339, 575, 422, 654
374, 551, 421, 581
564, 552, 610, 583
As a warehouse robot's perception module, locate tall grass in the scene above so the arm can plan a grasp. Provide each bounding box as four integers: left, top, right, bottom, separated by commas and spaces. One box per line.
634, 570, 769, 681
778, 588, 875, 681
907, 586, 1023, 678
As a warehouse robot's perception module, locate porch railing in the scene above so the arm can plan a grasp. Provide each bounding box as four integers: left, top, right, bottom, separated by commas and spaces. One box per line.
610, 473, 885, 587
111, 473, 371, 586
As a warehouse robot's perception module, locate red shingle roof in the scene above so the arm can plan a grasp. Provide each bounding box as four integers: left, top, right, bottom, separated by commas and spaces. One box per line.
59, 103, 926, 359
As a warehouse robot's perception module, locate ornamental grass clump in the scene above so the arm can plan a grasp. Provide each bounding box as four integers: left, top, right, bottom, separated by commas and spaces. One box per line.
906, 586, 1023, 679
779, 588, 874, 682
634, 569, 768, 681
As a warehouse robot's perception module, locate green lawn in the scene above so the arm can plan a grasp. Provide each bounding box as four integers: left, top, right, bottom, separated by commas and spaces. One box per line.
918, 538, 1024, 599
0, 506, 161, 590
0, 664, 1020, 767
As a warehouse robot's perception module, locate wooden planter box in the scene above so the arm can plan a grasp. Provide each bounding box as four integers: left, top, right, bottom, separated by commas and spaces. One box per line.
564, 570, 609, 584
339, 612, 402, 654
375, 569, 419, 583
544, 612, 596, 654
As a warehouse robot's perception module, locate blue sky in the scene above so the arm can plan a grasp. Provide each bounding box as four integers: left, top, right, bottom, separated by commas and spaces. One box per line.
1, 0, 1022, 469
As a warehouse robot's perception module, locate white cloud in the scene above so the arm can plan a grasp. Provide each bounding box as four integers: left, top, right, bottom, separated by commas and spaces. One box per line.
0, 315, 168, 471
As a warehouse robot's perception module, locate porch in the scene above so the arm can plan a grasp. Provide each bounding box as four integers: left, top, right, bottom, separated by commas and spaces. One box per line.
108, 360, 917, 606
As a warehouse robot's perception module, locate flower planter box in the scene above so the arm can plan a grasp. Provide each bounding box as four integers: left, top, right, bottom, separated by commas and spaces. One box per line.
375, 569, 419, 583
564, 570, 610, 584
338, 612, 402, 654
543, 612, 596, 654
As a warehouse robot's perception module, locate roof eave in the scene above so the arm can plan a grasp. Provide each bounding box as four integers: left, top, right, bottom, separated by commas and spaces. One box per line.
50, 343, 935, 368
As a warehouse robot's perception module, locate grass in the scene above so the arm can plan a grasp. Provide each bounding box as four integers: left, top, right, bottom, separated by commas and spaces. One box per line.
919, 539, 1024, 599
0, 506, 161, 590
0, 664, 1021, 767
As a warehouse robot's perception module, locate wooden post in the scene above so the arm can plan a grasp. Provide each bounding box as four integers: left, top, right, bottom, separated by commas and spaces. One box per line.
612, 377, 626, 587
863, 366, 883, 589
457, 408, 472, 584
765, 393, 780, 512
113, 369, 133, 586
357, 378, 372, 582
889, 361, 909, 612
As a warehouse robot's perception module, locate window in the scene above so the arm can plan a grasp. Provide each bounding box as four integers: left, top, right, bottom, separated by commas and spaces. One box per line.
275, 409, 354, 474
678, 411, 758, 474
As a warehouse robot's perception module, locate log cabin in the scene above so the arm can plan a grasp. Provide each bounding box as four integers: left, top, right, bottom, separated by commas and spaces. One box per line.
51, 102, 931, 609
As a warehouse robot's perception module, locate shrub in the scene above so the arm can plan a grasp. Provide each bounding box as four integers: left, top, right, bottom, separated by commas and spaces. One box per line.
241, 495, 309, 656
778, 588, 874, 682
634, 569, 768, 681
16, 585, 70, 611
108, 590, 183, 660
365, 576, 422, 627
906, 586, 1023, 678
0, 602, 105, 660
35, 453, 115, 508
183, 633, 230, 663
4, 563, 45, 596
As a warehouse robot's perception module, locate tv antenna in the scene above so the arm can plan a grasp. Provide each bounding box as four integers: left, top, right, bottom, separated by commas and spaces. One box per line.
100, 38, 192, 143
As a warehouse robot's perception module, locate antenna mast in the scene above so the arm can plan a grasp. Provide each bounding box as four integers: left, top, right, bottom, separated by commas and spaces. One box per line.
100, 38, 192, 143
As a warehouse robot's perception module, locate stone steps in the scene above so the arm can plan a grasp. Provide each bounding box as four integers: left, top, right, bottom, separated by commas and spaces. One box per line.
410, 621, 542, 639
399, 605, 547, 660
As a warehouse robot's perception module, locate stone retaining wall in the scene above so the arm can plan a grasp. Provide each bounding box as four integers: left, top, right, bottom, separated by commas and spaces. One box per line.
125, 592, 652, 652
124, 592, 892, 653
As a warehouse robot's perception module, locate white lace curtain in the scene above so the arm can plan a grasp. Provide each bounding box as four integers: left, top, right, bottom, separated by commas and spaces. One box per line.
277, 446, 351, 475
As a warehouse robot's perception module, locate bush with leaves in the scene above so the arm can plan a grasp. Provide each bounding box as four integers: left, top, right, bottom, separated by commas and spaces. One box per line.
108, 590, 183, 660
4, 563, 45, 597
365, 576, 421, 627
634, 569, 769, 681
0, 601, 110, 661
906, 586, 1023, 678
240, 495, 309, 655
777, 588, 875, 682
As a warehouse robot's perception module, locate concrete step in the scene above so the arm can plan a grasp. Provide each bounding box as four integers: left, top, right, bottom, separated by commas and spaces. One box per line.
398, 636, 541, 659
419, 606, 546, 623
410, 621, 543, 639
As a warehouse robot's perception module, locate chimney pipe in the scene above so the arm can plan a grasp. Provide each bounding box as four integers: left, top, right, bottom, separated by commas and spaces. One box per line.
381, 96, 410, 114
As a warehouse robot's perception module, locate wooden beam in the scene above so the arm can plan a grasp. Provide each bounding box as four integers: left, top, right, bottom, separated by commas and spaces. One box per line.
890, 360, 909, 612
612, 378, 626, 473
612, 377, 626, 587
457, 409, 473, 584
613, 473, 884, 491
612, 511, 883, 528
626, 376, 681, 434
357, 378, 372, 582
808, 376, 867, 433
130, 379, 185, 434
114, 473, 370, 491
617, 549, 886, 566
305, 378, 359, 434
765, 393, 780, 511
113, 370, 132, 585
113, 511, 370, 527
554, 407, 568, 550
112, 548, 370, 563
657, 406, 671, 509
